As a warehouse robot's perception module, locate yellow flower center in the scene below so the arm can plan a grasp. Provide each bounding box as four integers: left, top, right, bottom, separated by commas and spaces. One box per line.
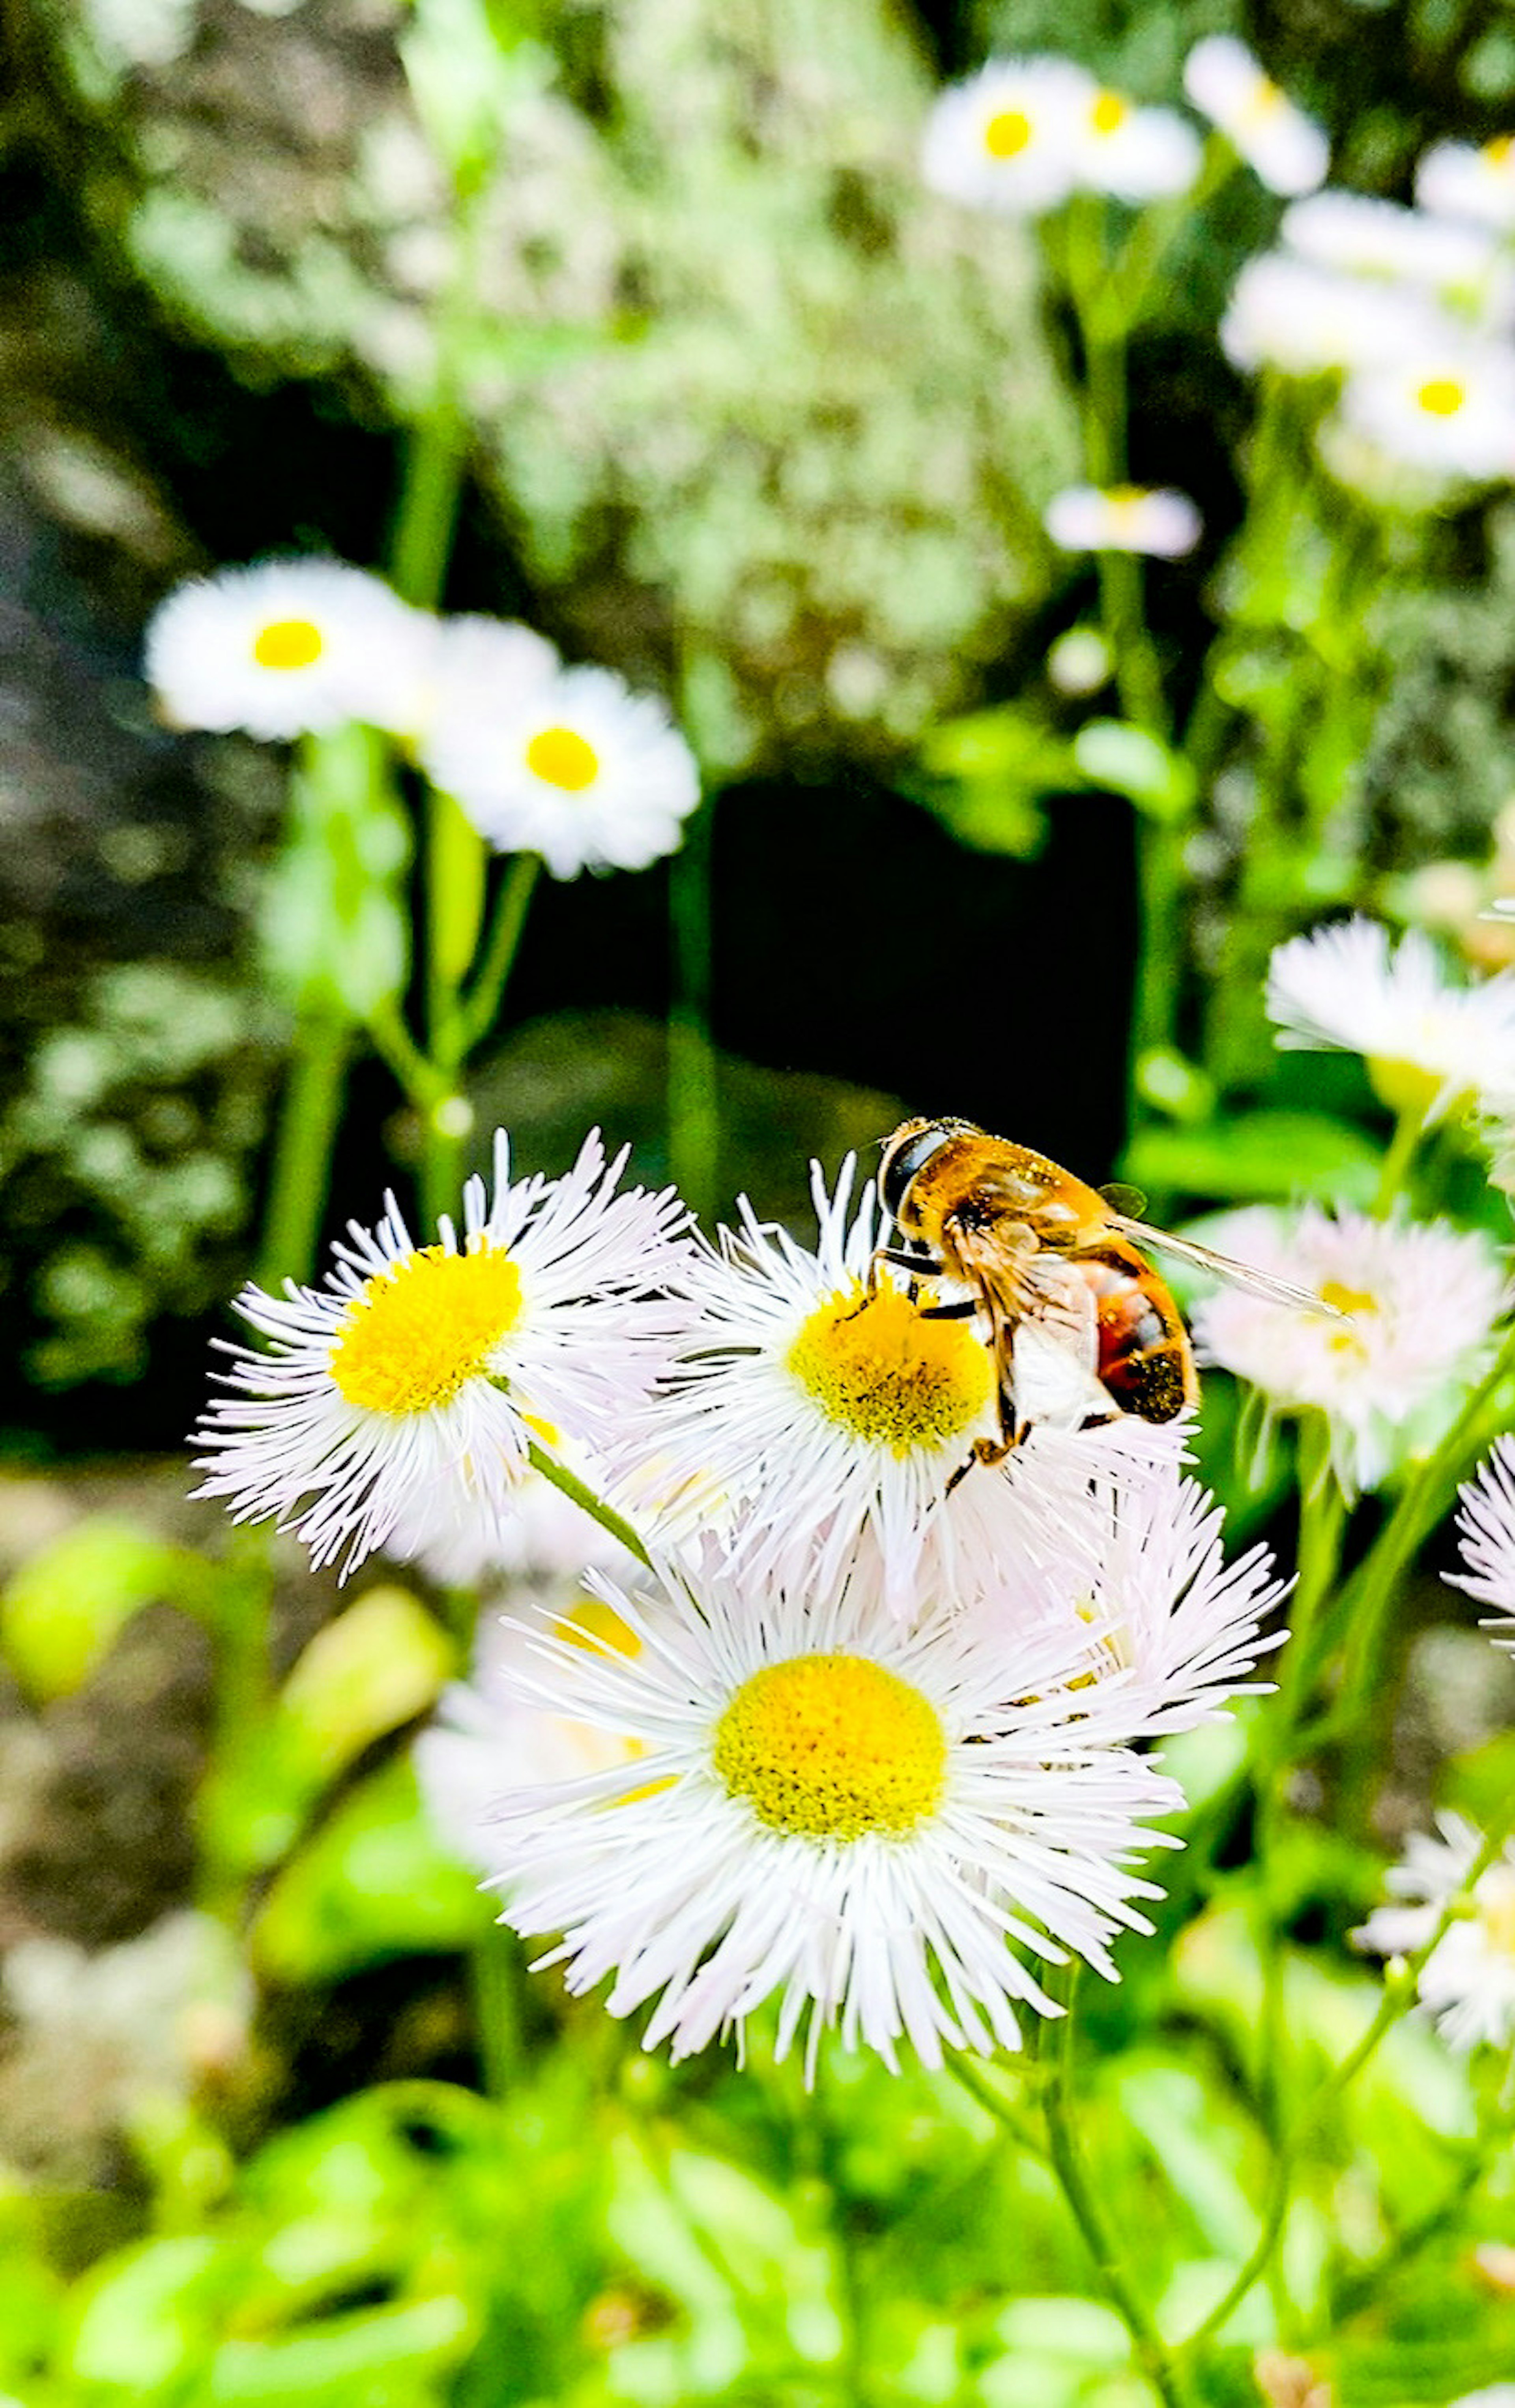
713, 1654, 947, 1839
786, 1281, 994, 1455
1317, 1281, 1377, 1316
1485, 135, 1514, 167
526, 726, 600, 792
984, 108, 1033, 159
1416, 377, 1468, 419
253, 617, 324, 671
1242, 77, 1284, 124
1479, 1868, 1515, 1956
1090, 90, 1128, 135
329, 1241, 523, 1414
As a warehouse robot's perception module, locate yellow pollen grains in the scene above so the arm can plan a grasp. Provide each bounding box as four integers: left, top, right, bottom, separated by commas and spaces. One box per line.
984, 108, 1033, 158
329, 1242, 524, 1414
1417, 377, 1468, 419
526, 726, 600, 792
1090, 90, 1128, 134
713, 1654, 947, 1839
253, 618, 325, 671
785, 1282, 994, 1454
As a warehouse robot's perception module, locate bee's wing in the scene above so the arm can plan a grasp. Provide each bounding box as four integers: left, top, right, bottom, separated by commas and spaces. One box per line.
1104, 1213, 1337, 1314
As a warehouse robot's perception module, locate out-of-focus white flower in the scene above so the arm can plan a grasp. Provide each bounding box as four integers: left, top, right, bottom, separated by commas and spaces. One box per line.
920, 56, 1092, 217
1281, 192, 1508, 313
1221, 253, 1438, 377
1191, 1204, 1507, 1494
1182, 38, 1328, 196
1447, 1437, 1515, 1648
1354, 1813, 1515, 2052
483, 1550, 1187, 2075
1336, 343, 1515, 482
1046, 625, 1112, 695
145, 559, 436, 741
1417, 137, 1515, 232
388, 1437, 640, 1592
421, 661, 701, 880
1071, 87, 1201, 202
1266, 917, 1515, 1121
1044, 485, 1202, 557
193, 1130, 690, 1576
407, 612, 559, 753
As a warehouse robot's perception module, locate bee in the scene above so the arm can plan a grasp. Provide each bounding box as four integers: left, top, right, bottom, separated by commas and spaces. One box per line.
877, 1115, 1327, 1463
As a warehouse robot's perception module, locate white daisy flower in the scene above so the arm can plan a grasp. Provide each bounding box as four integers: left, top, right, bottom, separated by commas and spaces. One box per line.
1446, 1437, 1515, 1649
193, 1130, 690, 1576
406, 612, 560, 754
1281, 193, 1509, 314
1070, 87, 1201, 203
620, 1155, 1179, 1621
387, 1433, 640, 1592
1417, 137, 1515, 233
420, 661, 701, 881
1191, 1205, 1507, 1495
920, 56, 1093, 219
1266, 918, 1515, 1122
1182, 38, 1328, 197
145, 559, 436, 741
1220, 253, 1440, 378
1044, 485, 1202, 558
1336, 342, 1515, 483
483, 1553, 1186, 2074
1354, 1813, 1515, 2053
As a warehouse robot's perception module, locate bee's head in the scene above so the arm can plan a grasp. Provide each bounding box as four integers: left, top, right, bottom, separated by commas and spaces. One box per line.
877, 1117, 980, 1230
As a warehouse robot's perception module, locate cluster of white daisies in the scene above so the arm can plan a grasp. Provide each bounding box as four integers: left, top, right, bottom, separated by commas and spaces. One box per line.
192, 910, 1515, 2070
145, 560, 700, 882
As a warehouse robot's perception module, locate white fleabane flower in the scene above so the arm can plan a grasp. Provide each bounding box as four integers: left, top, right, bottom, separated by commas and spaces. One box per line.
1182, 38, 1328, 197
1354, 1813, 1515, 2052
1447, 1437, 1515, 1648
1336, 343, 1515, 483
483, 1555, 1186, 2075
421, 663, 701, 881
1221, 253, 1440, 378
920, 56, 1092, 218
1417, 137, 1515, 233
145, 559, 436, 741
1266, 917, 1515, 1121
408, 612, 560, 754
1044, 485, 1202, 558
1191, 1205, 1506, 1495
1281, 193, 1509, 313
387, 1436, 640, 1591
1071, 88, 1201, 202
194, 1130, 690, 1576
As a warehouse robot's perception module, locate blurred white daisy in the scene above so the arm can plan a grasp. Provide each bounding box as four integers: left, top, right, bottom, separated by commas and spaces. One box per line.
407, 612, 559, 753
1417, 137, 1515, 233
1071, 87, 1201, 202
145, 558, 435, 741
194, 1130, 690, 1575
1446, 1437, 1515, 1648
484, 1552, 1186, 2074
1221, 253, 1438, 378
1182, 38, 1328, 197
1281, 193, 1509, 316
421, 661, 701, 880
1191, 1205, 1506, 1494
387, 1433, 640, 1591
1044, 485, 1202, 558
1354, 1813, 1515, 2052
1266, 917, 1515, 1121
920, 56, 1092, 218
1336, 343, 1515, 482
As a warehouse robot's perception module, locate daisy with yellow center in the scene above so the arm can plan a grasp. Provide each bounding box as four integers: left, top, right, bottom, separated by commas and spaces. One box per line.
1266, 918, 1515, 1124
1072, 86, 1201, 203
1044, 485, 1202, 558
482, 1554, 1186, 2075
1335, 341, 1515, 484
1182, 38, 1328, 195
419, 660, 701, 881
920, 56, 1094, 218
1418, 136, 1515, 234
144, 558, 436, 741
193, 1129, 692, 1575
1191, 1203, 1507, 1495
1355, 1814, 1515, 2052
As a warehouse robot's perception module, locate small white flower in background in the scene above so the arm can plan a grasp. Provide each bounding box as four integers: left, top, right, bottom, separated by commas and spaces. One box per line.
1354, 1813, 1515, 2052
1447, 1437, 1515, 1648
483, 1551, 1185, 2076
1266, 917, 1515, 1121
145, 558, 436, 741
1046, 625, 1113, 695
1417, 136, 1515, 232
1044, 485, 1202, 558
1191, 1204, 1506, 1495
387, 1436, 640, 1591
407, 612, 560, 754
920, 56, 1092, 218
1335, 343, 1515, 482
194, 1129, 690, 1576
1281, 192, 1510, 315
1220, 253, 1440, 378
1070, 86, 1201, 203
1182, 37, 1328, 197
421, 661, 701, 880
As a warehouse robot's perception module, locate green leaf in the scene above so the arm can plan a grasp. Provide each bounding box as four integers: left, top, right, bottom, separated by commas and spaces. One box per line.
0, 1517, 208, 1700
65, 2236, 222, 2389
209, 2295, 473, 2403
1120, 1111, 1384, 1207
252, 1757, 488, 1983
912, 705, 1082, 858
277, 1588, 455, 1786
1072, 719, 1197, 820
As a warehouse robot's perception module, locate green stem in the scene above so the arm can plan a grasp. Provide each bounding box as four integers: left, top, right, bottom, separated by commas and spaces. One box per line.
459, 852, 542, 1052
367, 999, 446, 1112
470, 1919, 527, 2097
667, 793, 718, 1222
195, 1528, 277, 1929
255, 1010, 351, 1289
390, 403, 468, 612
1329, 2144, 1485, 2322
1373, 1101, 1426, 1217
944, 2056, 1049, 2162
524, 1437, 654, 1571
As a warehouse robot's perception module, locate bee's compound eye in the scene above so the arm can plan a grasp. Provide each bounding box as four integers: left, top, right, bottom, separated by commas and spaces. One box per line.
879, 1121, 957, 1223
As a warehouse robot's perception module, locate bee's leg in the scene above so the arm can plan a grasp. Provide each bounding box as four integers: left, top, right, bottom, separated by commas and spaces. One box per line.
916, 1298, 979, 1320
